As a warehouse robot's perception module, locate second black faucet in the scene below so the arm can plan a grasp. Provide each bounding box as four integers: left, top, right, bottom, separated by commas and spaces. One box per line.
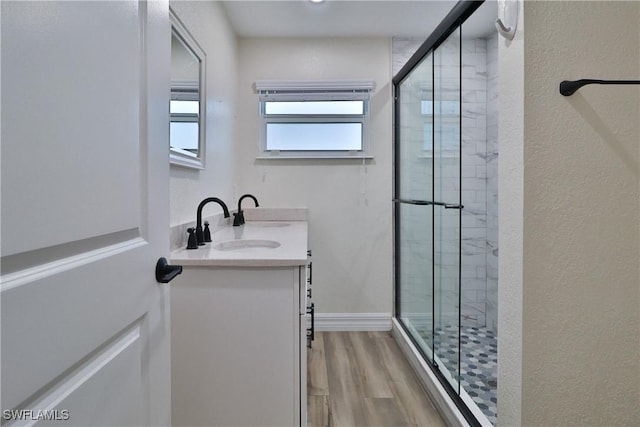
233, 194, 259, 226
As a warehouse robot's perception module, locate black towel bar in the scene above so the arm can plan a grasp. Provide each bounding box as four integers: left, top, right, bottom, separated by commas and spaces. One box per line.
559, 79, 640, 96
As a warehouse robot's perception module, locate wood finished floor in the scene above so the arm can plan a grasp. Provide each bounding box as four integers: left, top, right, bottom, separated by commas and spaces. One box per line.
307, 332, 446, 427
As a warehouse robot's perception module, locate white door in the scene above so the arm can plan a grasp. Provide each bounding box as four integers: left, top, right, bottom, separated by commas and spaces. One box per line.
1, 1, 171, 425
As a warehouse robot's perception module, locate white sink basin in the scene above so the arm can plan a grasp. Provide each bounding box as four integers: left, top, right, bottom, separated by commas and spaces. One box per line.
213, 239, 281, 251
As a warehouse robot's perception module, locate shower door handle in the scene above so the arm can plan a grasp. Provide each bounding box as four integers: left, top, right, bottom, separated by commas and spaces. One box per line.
393, 199, 463, 209
433, 201, 464, 209
444, 203, 464, 209
392, 198, 434, 206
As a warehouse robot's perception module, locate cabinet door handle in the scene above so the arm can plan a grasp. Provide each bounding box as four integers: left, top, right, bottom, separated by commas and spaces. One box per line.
307, 303, 315, 348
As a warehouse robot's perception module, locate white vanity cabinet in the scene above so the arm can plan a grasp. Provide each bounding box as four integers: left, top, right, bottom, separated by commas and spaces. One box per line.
170, 215, 309, 427
170, 212, 308, 427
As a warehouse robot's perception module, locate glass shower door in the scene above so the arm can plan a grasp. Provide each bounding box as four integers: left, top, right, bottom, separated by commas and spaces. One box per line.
394, 2, 492, 424
396, 52, 434, 359
395, 22, 462, 398
433, 27, 462, 392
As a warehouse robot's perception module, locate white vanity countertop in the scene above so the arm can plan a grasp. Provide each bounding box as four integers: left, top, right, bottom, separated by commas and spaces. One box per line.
170, 220, 308, 267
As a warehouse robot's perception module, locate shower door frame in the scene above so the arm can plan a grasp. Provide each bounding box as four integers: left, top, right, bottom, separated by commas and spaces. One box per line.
393, 1, 484, 426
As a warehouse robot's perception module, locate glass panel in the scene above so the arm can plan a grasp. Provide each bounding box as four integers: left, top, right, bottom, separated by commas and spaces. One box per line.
265, 101, 363, 115
433, 27, 462, 392
398, 203, 433, 358
170, 100, 199, 115
396, 53, 434, 357
265, 123, 362, 151
397, 55, 433, 201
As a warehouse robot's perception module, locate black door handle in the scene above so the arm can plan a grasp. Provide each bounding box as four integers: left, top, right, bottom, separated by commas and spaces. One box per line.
155, 257, 183, 283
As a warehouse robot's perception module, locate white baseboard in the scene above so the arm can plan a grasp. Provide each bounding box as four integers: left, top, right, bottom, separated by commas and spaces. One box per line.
314, 313, 392, 331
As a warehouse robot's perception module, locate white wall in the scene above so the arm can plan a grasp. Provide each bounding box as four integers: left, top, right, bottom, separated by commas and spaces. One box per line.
497, 0, 524, 423
169, 1, 237, 227
235, 37, 393, 317
500, 1, 640, 425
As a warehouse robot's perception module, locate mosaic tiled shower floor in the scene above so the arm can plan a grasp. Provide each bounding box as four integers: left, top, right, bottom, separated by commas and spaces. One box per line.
425, 326, 498, 425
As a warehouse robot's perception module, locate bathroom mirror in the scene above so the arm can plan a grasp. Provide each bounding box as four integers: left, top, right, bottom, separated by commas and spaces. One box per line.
170, 8, 206, 169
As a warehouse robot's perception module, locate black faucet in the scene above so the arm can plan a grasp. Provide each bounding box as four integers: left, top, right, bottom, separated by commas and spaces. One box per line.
196, 197, 230, 245
233, 194, 259, 226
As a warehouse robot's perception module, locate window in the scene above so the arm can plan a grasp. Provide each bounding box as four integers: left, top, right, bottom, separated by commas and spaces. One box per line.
256, 80, 374, 158
170, 84, 200, 156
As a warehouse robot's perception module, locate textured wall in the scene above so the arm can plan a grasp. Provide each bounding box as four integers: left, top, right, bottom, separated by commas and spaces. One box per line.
235, 37, 393, 316
520, 1, 639, 425
169, 1, 237, 226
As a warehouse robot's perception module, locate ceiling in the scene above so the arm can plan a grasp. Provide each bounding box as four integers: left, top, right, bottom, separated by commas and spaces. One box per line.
221, 0, 497, 39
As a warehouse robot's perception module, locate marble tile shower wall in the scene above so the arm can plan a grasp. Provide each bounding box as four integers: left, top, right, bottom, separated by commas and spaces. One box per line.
485, 33, 499, 334
460, 38, 488, 329
393, 37, 498, 333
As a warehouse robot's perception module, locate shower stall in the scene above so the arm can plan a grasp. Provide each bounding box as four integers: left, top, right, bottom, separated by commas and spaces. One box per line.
393, 1, 498, 425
